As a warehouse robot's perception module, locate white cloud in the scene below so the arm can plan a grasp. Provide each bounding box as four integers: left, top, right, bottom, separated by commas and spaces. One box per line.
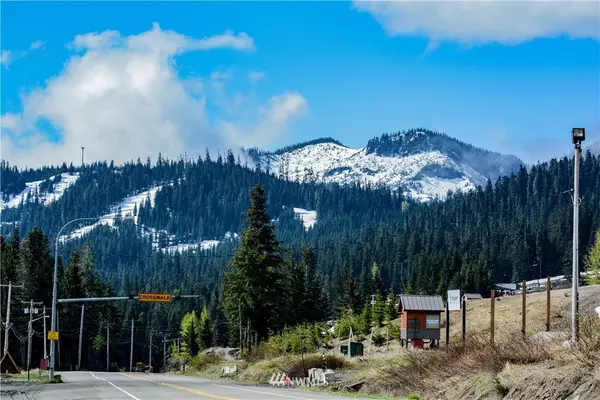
1, 40, 46, 68
69, 23, 255, 55
248, 71, 266, 83
353, 0, 600, 47
2, 24, 306, 168
0, 113, 22, 132
1, 50, 11, 67
29, 40, 46, 51
220, 91, 308, 148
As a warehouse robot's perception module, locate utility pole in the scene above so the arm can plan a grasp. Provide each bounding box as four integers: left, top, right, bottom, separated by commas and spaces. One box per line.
571, 127, 585, 343
163, 332, 166, 372
78, 305, 85, 371
2, 282, 24, 355
106, 324, 110, 372
23, 299, 42, 381
43, 306, 48, 360
238, 303, 242, 354
130, 319, 134, 372
149, 332, 152, 368
81, 147, 85, 166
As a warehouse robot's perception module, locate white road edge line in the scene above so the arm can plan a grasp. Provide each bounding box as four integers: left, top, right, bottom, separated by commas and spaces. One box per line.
212, 383, 317, 400
108, 380, 142, 400
89, 371, 106, 381
89, 371, 142, 400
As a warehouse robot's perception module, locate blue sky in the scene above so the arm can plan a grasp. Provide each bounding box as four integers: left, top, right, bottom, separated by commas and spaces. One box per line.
1, 1, 599, 168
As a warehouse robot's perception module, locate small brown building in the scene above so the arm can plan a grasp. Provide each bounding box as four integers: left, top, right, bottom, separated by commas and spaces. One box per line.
398, 295, 445, 347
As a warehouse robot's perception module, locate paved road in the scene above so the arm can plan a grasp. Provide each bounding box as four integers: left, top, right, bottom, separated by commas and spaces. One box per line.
4, 371, 377, 400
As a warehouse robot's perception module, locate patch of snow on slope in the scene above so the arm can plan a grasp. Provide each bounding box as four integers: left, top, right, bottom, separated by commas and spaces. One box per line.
407, 177, 474, 203
1, 173, 80, 209
162, 240, 220, 254
293, 207, 317, 230
60, 186, 162, 241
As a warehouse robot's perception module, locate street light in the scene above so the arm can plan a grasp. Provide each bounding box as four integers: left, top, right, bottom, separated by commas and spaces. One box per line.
571, 127, 585, 344
49, 214, 135, 379
572, 128, 585, 145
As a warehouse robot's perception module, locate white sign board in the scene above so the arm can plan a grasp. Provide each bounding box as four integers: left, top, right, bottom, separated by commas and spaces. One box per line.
447, 289, 461, 311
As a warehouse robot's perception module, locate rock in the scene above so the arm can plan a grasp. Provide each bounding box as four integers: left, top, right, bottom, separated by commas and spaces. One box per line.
204, 347, 241, 361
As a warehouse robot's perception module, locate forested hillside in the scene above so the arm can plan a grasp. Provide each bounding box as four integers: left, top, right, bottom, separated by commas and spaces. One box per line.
1, 149, 599, 371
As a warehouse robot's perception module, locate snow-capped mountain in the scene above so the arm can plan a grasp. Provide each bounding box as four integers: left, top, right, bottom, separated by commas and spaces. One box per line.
246, 129, 523, 201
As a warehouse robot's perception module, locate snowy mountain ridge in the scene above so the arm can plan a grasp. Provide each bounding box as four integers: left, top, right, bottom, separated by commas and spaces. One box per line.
246, 129, 523, 201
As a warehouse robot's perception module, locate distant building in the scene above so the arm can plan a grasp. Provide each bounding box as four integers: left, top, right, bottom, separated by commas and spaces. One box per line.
464, 293, 483, 300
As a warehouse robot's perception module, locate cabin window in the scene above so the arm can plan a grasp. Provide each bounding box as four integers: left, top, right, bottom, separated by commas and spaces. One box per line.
425, 314, 440, 329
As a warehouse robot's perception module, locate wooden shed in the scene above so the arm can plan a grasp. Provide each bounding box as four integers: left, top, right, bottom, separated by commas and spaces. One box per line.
398, 295, 445, 347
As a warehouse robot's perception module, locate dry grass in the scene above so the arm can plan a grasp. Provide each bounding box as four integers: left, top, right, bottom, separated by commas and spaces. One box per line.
364, 331, 552, 397
237, 353, 348, 383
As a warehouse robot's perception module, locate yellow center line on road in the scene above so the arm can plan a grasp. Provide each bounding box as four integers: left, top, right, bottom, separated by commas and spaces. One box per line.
121, 373, 239, 400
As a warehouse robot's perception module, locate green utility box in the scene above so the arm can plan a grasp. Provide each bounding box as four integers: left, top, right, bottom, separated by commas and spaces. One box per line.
339, 342, 364, 357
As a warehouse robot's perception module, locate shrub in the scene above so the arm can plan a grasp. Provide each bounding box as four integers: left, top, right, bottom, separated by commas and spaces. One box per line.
567, 316, 600, 367
334, 311, 362, 338
189, 354, 220, 372
255, 323, 329, 360
372, 333, 386, 347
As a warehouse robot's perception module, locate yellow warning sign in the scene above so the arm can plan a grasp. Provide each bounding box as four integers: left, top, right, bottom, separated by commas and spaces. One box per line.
138, 293, 172, 303
48, 331, 59, 341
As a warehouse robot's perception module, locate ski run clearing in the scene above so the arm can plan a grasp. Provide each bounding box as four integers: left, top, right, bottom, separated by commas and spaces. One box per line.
1, 173, 80, 210
58, 185, 233, 253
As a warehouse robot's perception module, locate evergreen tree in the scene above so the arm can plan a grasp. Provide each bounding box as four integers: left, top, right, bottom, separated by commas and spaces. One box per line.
384, 290, 399, 322
181, 311, 200, 357
372, 292, 385, 327
197, 305, 214, 350
222, 185, 284, 343
19, 227, 53, 306
359, 302, 372, 335
584, 229, 600, 285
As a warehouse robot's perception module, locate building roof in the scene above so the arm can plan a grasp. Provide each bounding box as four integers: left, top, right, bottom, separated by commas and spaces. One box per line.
399, 295, 445, 312
465, 293, 483, 300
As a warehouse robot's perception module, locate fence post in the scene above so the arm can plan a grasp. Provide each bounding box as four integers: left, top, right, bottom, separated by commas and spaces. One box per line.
490, 289, 495, 345
461, 296, 466, 344
522, 280, 527, 337
546, 276, 551, 332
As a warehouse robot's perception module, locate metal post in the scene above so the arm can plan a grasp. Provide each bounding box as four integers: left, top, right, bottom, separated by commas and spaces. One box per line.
546, 276, 551, 332
572, 143, 581, 343
130, 319, 134, 372
490, 290, 495, 345
57, 309, 60, 368
461, 296, 466, 344
106, 325, 110, 372
51, 217, 102, 379
386, 326, 389, 352
78, 305, 84, 370
445, 303, 450, 346
522, 280, 527, 337
149, 332, 152, 368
